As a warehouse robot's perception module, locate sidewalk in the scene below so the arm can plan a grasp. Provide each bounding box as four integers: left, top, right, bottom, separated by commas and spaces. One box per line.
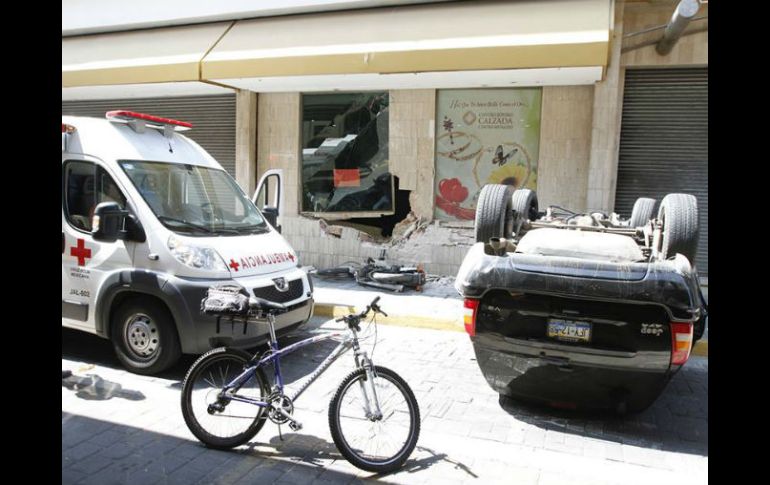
63, 318, 707, 485
310, 277, 708, 357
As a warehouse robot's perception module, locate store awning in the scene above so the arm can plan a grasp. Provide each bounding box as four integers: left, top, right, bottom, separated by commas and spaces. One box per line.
203, 0, 612, 80
62, 0, 612, 93
62, 22, 231, 87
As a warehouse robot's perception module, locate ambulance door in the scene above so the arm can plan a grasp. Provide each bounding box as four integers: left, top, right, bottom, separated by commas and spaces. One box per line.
62, 157, 133, 333
253, 169, 283, 232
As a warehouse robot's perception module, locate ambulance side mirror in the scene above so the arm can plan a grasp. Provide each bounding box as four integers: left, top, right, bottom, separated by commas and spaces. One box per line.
92, 202, 129, 242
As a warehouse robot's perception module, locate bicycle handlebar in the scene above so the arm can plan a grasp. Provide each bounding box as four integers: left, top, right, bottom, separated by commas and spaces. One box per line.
334, 296, 387, 324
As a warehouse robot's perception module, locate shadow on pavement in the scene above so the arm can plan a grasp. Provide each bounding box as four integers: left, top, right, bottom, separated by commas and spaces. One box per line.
62, 319, 342, 388
496, 358, 708, 457
394, 445, 478, 479
63, 413, 439, 484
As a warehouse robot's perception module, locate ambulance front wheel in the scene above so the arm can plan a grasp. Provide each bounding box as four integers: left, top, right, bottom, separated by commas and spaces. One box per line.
111, 298, 182, 375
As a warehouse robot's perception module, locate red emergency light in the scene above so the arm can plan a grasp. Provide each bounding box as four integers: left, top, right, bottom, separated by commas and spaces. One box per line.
62, 123, 75, 133
105, 110, 193, 130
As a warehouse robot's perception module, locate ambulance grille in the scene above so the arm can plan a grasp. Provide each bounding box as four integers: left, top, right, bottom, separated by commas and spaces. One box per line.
253, 279, 304, 303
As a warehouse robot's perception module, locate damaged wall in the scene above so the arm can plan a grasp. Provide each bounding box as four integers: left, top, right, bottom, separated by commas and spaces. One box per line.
256, 90, 474, 275
255, 87, 603, 275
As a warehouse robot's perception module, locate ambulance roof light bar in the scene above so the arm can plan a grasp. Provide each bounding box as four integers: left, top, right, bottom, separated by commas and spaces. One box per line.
105, 110, 193, 136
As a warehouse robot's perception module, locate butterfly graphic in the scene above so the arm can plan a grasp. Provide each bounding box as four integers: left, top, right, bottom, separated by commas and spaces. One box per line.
491, 145, 518, 166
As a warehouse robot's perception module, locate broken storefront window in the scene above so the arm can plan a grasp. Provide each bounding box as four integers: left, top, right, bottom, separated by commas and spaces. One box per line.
301, 92, 393, 214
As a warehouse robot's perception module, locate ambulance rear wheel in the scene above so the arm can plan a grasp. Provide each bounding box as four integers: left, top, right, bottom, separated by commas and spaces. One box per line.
111, 298, 181, 375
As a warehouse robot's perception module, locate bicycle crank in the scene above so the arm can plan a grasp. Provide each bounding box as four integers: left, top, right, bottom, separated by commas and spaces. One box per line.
267, 393, 303, 431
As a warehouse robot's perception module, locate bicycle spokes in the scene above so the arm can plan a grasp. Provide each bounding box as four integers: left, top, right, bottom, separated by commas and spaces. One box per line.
336, 371, 413, 462
188, 357, 265, 439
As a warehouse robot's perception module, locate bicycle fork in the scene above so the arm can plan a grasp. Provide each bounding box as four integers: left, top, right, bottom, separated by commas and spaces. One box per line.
353, 343, 383, 420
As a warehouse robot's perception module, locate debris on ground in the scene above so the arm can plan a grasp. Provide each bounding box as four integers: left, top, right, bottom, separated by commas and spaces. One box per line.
310, 256, 427, 292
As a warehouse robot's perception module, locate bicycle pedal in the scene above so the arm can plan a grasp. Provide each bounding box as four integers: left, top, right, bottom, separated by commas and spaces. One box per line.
288, 421, 303, 432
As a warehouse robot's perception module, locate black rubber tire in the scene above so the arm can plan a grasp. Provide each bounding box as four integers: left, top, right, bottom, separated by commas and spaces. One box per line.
329, 366, 420, 473
180, 347, 270, 449
510, 188, 538, 234
110, 298, 181, 375
658, 193, 699, 265
629, 197, 656, 227
474, 184, 514, 243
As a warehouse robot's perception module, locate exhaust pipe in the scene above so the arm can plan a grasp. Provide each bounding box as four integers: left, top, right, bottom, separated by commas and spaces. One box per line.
656, 0, 701, 56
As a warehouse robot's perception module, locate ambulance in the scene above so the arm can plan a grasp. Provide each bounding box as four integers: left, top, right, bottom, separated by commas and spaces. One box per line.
62, 111, 314, 374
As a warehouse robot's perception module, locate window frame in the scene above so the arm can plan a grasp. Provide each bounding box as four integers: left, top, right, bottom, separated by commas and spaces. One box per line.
62, 159, 128, 235
298, 91, 395, 219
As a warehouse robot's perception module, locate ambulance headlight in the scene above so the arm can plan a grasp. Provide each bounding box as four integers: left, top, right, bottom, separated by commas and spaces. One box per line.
167, 235, 228, 271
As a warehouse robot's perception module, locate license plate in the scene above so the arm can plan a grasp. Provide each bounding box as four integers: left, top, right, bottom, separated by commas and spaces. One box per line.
547, 319, 592, 343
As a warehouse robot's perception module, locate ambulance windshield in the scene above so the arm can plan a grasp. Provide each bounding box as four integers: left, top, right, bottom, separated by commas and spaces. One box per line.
118, 160, 267, 236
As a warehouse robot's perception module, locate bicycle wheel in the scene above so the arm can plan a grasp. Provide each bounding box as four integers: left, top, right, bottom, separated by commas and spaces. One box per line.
180, 348, 270, 449
329, 366, 420, 473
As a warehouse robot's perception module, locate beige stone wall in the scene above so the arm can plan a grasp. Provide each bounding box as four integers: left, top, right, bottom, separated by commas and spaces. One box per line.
536, 86, 594, 212
586, 0, 625, 213
257, 92, 301, 216
622, 3, 708, 67
235, 90, 258, 196
389, 89, 436, 218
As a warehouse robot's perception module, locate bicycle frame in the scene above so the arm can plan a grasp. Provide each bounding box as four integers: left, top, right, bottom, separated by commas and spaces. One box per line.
219, 314, 372, 409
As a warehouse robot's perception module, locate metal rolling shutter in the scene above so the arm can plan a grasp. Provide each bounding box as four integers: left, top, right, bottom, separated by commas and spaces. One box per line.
62, 94, 237, 176
615, 67, 708, 274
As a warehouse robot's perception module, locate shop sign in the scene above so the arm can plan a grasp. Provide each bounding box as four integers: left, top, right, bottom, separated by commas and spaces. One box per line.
434, 88, 541, 221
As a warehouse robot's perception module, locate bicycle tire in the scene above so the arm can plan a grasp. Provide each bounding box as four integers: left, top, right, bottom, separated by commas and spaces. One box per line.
180, 347, 270, 449
329, 366, 420, 473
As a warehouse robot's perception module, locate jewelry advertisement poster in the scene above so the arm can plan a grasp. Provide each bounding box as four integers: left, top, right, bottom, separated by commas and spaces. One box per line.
434, 88, 542, 221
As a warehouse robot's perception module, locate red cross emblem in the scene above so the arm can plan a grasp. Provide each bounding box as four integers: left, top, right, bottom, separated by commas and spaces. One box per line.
70, 238, 92, 267
229, 259, 240, 272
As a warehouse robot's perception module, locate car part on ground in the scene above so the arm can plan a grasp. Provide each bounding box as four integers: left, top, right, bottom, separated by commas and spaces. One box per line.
311, 257, 427, 292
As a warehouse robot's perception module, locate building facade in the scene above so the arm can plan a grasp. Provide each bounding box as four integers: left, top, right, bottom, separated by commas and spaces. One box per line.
62, 0, 708, 277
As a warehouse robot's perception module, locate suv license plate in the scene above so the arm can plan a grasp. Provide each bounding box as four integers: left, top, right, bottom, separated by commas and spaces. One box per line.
547, 319, 592, 343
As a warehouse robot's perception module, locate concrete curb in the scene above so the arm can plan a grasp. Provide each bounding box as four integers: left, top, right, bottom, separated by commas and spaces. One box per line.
312, 303, 463, 332
692, 339, 708, 357
312, 302, 709, 358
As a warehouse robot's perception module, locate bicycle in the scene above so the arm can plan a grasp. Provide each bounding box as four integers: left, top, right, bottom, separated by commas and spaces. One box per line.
180, 293, 420, 473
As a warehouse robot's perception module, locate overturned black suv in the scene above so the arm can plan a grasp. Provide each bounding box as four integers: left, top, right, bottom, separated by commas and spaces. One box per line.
456, 185, 707, 413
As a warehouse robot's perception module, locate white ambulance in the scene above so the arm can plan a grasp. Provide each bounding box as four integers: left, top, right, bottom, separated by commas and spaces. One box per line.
62, 111, 314, 374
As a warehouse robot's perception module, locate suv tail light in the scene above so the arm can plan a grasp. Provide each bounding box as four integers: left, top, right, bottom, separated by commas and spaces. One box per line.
464, 299, 479, 336
670, 322, 694, 365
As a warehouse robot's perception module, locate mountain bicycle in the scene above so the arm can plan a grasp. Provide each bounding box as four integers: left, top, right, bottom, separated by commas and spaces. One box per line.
180, 293, 420, 473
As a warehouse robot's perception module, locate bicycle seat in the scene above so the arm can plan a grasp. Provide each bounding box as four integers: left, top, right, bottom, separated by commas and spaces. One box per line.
249, 296, 288, 314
